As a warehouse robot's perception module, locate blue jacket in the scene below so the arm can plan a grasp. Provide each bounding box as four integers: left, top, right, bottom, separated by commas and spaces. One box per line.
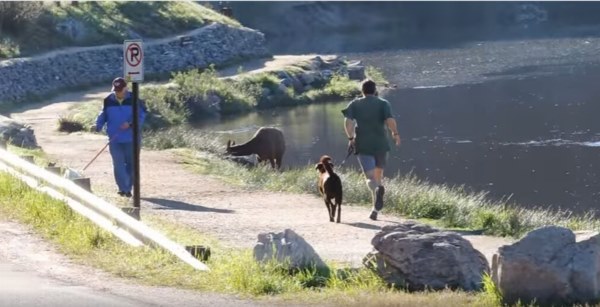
95, 91, 147, 143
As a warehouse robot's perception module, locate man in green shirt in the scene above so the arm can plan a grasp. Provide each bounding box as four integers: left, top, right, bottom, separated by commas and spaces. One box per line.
341, 79, 401, 220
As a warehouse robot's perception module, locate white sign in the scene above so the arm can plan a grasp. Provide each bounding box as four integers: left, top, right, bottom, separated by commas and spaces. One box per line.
123, 40, 144, 82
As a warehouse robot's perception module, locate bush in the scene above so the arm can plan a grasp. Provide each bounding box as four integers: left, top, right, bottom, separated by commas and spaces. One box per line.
0, 38, 19, 58
365, 66, 389, 86
172, 67, 258, 118
0, 2, 44, 35
141, 85, 189, 129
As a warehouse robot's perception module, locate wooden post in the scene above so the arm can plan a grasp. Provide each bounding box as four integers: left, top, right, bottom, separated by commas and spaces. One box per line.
185, 245, 211, 261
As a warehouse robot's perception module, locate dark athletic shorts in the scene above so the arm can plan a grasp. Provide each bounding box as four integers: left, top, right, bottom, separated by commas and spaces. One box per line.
357, 152, 388, 172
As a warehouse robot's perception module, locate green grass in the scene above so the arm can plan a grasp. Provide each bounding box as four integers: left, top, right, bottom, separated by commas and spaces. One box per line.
164, 144, 600, 239
301, 74, 361, 102
0, 1, 239, 59
0, 171, 501, 305
365, 66, 389, 86
6, 144, 50, 167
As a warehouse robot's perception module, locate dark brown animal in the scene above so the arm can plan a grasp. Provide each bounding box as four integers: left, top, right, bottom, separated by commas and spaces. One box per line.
315, 155, 342, 223
226, 127, 285, 169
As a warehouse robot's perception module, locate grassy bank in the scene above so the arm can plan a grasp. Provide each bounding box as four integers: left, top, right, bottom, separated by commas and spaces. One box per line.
0, 1, 238, 59
146, 134, 600, 238
0, 171, 500, 306
62, 62, 381, 132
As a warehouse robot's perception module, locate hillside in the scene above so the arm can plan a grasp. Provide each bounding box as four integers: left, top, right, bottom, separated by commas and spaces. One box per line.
0, 1, 238, 59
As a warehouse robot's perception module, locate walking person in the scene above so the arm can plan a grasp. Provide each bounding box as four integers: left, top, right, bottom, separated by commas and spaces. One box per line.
341, 79, 401, 220
93, 77, 146, 197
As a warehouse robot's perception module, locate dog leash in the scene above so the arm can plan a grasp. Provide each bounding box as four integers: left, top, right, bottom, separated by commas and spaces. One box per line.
339, 143, 354, 166
81, 132, 122, 172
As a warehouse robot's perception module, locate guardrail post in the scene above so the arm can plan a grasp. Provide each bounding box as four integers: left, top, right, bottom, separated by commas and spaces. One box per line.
45, 166, 62, 175
121, 207, 140, 220
21, 155, 34, 163
185, 245, 211, 261
73, 177, 91, 192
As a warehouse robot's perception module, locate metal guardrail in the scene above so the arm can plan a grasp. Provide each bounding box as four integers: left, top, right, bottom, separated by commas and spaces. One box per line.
0, 147, 209, 271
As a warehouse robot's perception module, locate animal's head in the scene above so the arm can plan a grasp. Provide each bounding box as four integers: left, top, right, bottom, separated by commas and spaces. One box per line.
315, 155, 334, 173
225, 140, 236, 154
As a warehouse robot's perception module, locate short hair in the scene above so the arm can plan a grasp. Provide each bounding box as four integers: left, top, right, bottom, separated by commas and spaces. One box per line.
361, 79, 376, 95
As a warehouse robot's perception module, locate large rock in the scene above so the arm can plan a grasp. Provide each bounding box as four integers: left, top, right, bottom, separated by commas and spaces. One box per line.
363, 221, 489, 291
494, 226, 600, 305
347, 61, 366, 80
0, 115, 37, 149
253, 229, 327, 270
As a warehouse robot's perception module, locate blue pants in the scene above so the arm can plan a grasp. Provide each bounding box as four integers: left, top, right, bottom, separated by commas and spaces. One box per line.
109, 142, 134, 193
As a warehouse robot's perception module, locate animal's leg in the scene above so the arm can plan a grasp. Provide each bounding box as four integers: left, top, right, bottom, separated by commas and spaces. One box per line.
325, 198, 333, 222
331, 199, 337, 222
335, 196, 342, 223
276, 154, 283, 169
269, 158, 276, 169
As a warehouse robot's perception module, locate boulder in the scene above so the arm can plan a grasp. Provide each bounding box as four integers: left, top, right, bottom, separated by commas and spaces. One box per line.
0, 115, 38, 149
253, 229, 327, 270
347, 64, 365, 80
299, 71, 320, 86
363, 221, 489, 291
494, 226, 600, 305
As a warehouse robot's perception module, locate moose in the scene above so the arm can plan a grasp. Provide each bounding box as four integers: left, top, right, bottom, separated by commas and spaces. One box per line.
226, 127, 285, 169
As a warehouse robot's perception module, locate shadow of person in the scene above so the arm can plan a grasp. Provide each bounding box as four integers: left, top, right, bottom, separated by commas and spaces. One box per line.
343, 222, 381, 230
142, 197, 235, 214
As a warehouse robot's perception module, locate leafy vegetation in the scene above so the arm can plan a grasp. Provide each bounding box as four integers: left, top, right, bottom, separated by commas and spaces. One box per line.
0, 1, 238, 59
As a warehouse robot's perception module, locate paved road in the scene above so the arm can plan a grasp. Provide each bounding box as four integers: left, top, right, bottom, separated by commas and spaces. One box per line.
0, 262, 143, 307
0, 220, 268, 307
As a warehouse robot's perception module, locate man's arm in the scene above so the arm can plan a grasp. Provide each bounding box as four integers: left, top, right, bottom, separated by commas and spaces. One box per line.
344, 118, 355, 139
94, 102, 107, 132
385, 117, 401, 146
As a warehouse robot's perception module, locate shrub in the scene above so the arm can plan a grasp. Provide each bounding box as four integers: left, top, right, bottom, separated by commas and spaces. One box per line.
0, 2, 44, 35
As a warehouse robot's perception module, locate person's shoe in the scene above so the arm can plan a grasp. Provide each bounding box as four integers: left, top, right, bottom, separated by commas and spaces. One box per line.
117, 191, 126, 197
375, 185, 385, 211
369, 210, 378, 221
124, 192, 133, 198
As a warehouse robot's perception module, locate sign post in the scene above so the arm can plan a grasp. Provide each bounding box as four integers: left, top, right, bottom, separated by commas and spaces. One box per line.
123, 40, 143, 217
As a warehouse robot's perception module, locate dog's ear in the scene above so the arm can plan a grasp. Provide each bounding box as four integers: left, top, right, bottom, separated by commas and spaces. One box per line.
315, 163, 323, 171
226, 140, 231, 149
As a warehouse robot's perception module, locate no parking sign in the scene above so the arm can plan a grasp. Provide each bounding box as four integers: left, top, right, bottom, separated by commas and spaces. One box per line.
123, 40, 144, 82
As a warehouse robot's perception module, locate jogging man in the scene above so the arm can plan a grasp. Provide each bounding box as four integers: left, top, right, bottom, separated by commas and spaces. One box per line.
341, 79, 400, 220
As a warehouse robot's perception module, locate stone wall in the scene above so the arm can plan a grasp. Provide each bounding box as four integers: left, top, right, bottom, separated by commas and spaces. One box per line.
0, 23, 269, 105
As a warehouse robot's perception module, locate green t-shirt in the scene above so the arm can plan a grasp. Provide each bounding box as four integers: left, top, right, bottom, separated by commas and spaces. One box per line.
341, 95, 393, 155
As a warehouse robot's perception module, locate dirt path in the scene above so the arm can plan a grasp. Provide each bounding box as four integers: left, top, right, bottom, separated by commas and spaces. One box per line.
9, 56, 514, 269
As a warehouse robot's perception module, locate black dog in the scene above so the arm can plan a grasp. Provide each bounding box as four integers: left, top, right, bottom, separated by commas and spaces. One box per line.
315, 155, 343, 223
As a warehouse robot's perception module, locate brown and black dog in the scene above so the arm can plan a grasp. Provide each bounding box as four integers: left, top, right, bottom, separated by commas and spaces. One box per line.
315, 155, 342, 223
